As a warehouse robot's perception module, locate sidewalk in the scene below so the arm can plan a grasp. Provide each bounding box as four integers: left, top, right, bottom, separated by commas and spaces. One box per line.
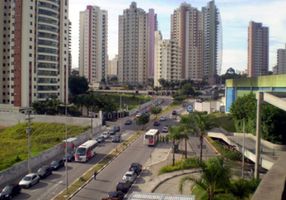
128, 141, 201, 195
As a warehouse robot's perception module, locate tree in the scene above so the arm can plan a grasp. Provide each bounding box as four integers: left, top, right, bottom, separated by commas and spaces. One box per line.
179, 157, 231, 200
180, 112, 214, 162
180, 83, 195, 96
150, 106, 162, 119
69, 75, 89, 97
169, 126, 184, 165
136, 113, 150, 130
180, 115, 197, 159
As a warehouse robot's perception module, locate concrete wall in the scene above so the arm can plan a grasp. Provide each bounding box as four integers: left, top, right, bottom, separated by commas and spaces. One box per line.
0, 112, 102, 127
0, 126, 103, 187
194, 101, 223, 113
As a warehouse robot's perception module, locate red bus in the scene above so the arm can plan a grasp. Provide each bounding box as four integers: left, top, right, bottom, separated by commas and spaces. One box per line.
75, 140, 97, 162
144, 129, 160, 146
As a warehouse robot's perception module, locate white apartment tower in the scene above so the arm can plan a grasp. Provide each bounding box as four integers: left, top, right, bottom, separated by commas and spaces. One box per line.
154, 31, 182, 87
0, 0, 69, 107
276, 44, 286, 74
108, 55, 118, 76
118, 2, 156, 85
79, 6, 108, 85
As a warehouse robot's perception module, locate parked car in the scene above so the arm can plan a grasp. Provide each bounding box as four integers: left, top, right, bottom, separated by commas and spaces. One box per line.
159, 116, 167, 121
124, 120, 132, 125
95, 135, 105, 143
63, 152, 75, 162
0, 184, 21, 199
50, 159, 65, 170
129, 163, 142, 175
172, 110, 177, 115
19, 173, 40, 188
107, 191, 125, 200
101, 131, 110, 139
112, 134, 121, 143
161, 126, 168, 133
122, 171, 137, 183
153, 121, 160, 126
108, 128, 116, 135
116, 181, 132, 194
113, 126, 120, 132
37, 165, 53, 178
135, 113, 142, 118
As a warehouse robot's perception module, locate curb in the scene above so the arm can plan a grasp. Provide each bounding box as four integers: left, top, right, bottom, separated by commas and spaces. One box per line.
52, 132, 142, 200
145, 147, 172, 168
151, 169, 202, 192
204, 136, 220, 155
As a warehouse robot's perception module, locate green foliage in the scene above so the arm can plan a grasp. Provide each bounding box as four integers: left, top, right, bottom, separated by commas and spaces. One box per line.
208, 112, 236, 132
209, 139, 241, 161
229, 178, 260, 199
0, 123, 88, 171
159, 158, 200, 174
136, 113, 150, 126
230, 93, 286, 144
69, 75, 89, 96
150, 106, 162, 115
180, 83, 195, 96
32, 98, 61, 115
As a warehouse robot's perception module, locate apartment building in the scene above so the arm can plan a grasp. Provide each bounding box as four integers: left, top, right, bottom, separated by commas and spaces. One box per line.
247, 21, 269, 77
276, 44, 286, 74
154, 31, 182, 87
118, 2, 157, 85
79, 5, 108, 86
0, 0, 69, 107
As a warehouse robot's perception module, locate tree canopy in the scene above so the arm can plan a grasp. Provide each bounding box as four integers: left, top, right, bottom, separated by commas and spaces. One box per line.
69, 75, 89, 97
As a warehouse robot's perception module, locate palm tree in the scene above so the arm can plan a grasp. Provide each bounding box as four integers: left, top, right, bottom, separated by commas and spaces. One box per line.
181, 112, 214, 162
169, 126, 182, 166
179, 157, 231, 200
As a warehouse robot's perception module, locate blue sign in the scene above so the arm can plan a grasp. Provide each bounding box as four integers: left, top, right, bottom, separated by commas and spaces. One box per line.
187, 105, 193, 113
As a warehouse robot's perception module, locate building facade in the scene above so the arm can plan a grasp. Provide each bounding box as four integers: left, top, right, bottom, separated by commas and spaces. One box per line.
79, 5, 108, 86
118, 2, 156, 86
154, 31, 182, 87
108, 55, 118, 76
276, 44, 286, 74
0, 0, 69, 107
247, 21, 269, 77
171, 0, 221, 84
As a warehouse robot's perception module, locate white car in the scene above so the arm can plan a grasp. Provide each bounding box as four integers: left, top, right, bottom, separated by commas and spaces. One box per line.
159, 116, 167, 121
162, 126, 168, 133
101, 131, 110, 139
19, 173, 40, 188
122, 171, 137, 183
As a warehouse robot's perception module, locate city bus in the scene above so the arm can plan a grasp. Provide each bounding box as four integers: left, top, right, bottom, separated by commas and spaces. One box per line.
74, 140, 98, 162
144, 129, 160, 146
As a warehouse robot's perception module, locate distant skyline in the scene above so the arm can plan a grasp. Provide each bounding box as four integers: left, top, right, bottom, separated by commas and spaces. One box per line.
69, 0, 286, 74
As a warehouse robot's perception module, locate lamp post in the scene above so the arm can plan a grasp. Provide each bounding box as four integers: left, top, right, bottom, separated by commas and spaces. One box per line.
22, 108, 33, 173
89, 111, 95, 139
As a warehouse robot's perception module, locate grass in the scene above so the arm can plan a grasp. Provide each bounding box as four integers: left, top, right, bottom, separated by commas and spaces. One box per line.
0, 123, 89, 171
209, 112, 236, 132
159, 157, 200, 175
54, 131, 142, 200
94, 92, 151, 110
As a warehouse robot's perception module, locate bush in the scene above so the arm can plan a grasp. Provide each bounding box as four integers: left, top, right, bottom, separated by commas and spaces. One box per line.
159, 158, 200, 174
209, 138, 241, 161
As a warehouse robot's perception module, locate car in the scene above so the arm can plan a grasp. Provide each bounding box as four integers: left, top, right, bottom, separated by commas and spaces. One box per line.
161, 126, 168, 133
159, 116, 167, 121
135, 113, 142, 118
122, 171, 137, 183
37, 165, 53, 178
63, 152, 75, 162
112, 134, 121, 143
50, 159, 65, 170
124, 120, 132, 125
129, 163, 142, 175
172, 110, 177, 115
153, 121, 160, 126
108, 129, 116, 135
19, 173, 40, 188
0, 184, 21, 199
116, 181, 132, 194
108, 191, 125, 200
113, 126, 120, 132
101, 131, 110, 139
95, 135, 105, 143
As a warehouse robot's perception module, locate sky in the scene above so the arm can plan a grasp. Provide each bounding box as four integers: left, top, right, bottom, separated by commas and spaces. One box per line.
69, 0, 286, 74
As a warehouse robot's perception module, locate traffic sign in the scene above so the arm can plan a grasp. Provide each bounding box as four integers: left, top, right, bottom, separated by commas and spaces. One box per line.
187, 105, 193, 113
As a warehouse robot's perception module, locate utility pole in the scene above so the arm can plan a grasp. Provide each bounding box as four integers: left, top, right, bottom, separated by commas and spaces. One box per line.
89, 112, 94, 139
255, 92, 263, 179
241, 118, 245, 178
65, 103, 69, 195
24, 108, 33, 173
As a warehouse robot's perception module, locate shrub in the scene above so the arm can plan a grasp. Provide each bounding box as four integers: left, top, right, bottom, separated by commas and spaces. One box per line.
159, 158, 200, 174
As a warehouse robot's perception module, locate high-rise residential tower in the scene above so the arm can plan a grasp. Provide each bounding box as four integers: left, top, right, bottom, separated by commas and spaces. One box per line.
0, 0, 69, 107
154, 31, 182, 87
79, 5, 108, 86
171, 1, 221, 84
247, 21, 269, 77
276, 44, 286, 74
108, 55, 118, 76
118, 2, 157, 85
